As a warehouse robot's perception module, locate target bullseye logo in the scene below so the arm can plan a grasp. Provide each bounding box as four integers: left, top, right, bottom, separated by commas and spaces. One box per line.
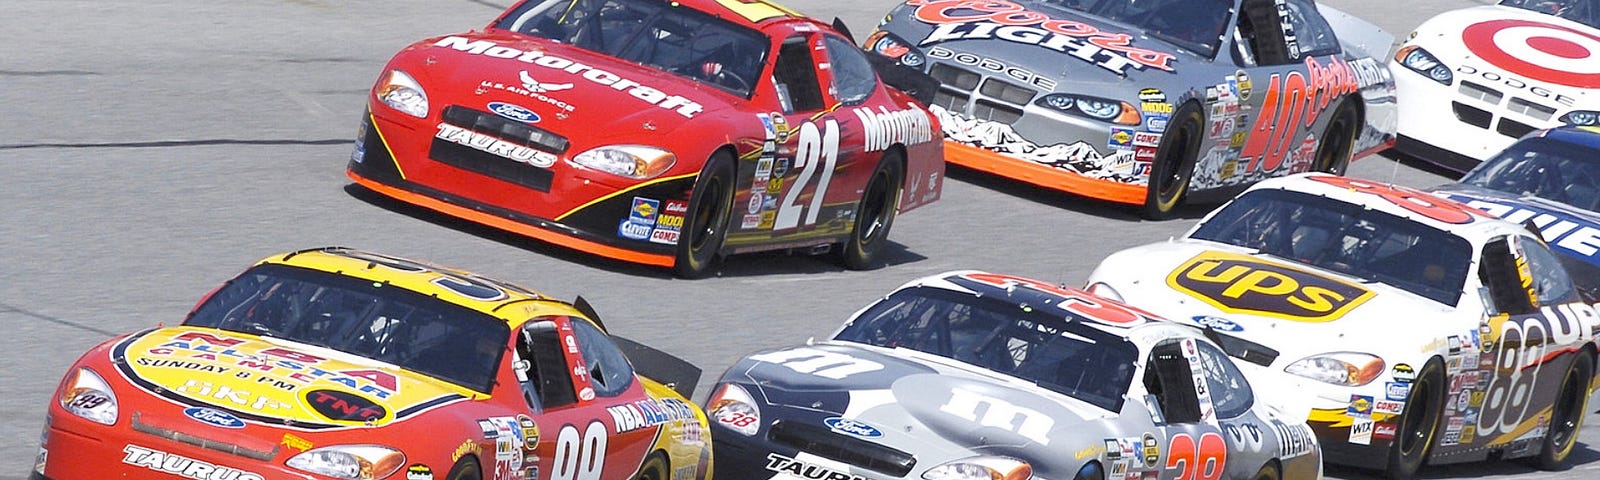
1463, 19, 1600, 88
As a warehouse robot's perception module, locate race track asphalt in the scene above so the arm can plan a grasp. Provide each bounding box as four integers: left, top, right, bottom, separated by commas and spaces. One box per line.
3, 0, 1596, 478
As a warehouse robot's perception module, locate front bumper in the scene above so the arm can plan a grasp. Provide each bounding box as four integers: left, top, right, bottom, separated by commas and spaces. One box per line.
38, 413, 301, 480
1392, 62, 1564, 172
349, 112, 695, 267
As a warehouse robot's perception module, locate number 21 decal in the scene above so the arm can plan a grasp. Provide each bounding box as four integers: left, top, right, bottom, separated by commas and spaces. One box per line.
774, 119, 839, 230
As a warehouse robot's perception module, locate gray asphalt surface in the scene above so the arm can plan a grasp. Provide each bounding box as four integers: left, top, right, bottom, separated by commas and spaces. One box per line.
3, 0, 1596, 479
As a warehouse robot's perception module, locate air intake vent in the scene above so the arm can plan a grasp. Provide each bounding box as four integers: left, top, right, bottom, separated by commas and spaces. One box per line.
1452, 102, 1492, 129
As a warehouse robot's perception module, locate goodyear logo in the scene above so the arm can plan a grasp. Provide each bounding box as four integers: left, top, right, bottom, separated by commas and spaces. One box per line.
1166, 251, 1373, 322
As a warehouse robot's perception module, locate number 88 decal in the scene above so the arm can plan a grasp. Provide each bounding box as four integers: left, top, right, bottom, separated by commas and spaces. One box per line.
1477, 318, 1546, 437
773, 120, 839, 231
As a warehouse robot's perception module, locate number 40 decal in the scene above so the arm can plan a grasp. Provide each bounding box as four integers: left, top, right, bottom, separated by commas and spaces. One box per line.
774, 120, 839, 230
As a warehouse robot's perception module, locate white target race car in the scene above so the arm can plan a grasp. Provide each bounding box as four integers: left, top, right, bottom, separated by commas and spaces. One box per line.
1086, 173, 1600, 479
1392, 0, 1600, 171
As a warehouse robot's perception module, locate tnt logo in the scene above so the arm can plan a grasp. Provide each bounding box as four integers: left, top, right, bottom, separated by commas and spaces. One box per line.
1166, 251, 1373, 322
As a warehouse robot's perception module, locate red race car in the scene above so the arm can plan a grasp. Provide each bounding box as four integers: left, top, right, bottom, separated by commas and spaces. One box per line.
348, 0, 944, 277
32, 247, 712, 480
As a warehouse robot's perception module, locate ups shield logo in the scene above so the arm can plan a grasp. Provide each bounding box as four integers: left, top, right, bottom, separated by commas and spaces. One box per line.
1167, 251, 1373, 322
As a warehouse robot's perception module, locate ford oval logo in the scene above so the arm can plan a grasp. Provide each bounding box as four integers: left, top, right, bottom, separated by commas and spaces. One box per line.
184, 407, 245, 429
488, 102, 539, 123
824, 417, 882, 438
1191, 315, 1243, 332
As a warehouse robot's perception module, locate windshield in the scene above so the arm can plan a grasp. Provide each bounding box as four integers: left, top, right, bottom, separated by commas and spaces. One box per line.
1043, 0, 1233, 56
185, 264, 509, 393
1500, 0, 1600, 30
495, 0, 769, 97
1190, 189, 1473, 305
1460, 136, 1600, 211
834, 287, 1140, 411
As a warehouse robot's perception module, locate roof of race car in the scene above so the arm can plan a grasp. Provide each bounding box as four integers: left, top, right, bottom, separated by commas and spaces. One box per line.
629, 0, 812, 28
259, 247, 585, 325
1227, 173, 1534, 243
895, 270, 1205, 345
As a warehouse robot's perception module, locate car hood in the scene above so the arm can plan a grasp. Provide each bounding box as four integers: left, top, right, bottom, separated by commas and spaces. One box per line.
112, 327, 474, 429
1432, 183, 1600, 270
880, 0, 1202, 88
395, 30, 743, 143
1093, 241, 1462, 368
731, 342, 1135, 478
1408, 5, 1600, 97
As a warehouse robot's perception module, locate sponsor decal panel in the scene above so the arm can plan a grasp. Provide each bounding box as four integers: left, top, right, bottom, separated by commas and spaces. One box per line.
618, 197, 660, 241
607, 398, 698, 434
855, 104, 935, 152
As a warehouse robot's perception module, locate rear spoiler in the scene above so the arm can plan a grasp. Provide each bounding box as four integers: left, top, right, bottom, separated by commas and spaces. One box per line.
1316, 3, 1397, 60
833, 17, 940, 106
574, 295, 701, 398
1201, 328, 1279, 368
613, 336, 703, 399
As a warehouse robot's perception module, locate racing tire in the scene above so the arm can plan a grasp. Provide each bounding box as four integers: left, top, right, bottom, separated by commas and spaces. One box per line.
1142, 102, 1204, 220
674, 151, 736, 279
839, 151, 903, 270
631, 453, 669, 480
1313, 99, 1359, 175
1252, 461, 1280, 480
1530, 351, 1593, 470
1386, 359, 1445, 480
445, 457, 482, 480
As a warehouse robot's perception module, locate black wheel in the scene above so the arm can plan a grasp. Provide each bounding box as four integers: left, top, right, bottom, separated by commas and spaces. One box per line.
840, 152, 903, 270
674, 151, 735, 279
631, 453, 669, 480
1387, 360, 1444, 480
446, 457, 481, 480
1532, 352, 1593, 470
1142, 102, 1204, 220
1253, 461, 1280, 480
1314, 99, 1360, 175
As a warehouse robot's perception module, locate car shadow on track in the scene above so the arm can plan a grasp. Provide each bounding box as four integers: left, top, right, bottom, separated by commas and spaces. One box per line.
944, 165, 1217, 222
343, 183, 927, 278
1325, 442, 1600, 479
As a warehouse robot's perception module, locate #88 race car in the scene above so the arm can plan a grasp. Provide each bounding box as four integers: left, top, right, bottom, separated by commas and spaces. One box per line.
1087, 173, 1600, 478
865, 0, 1396, 218
32, 247, 711, 480
349, 0, 944, 278
1392, 0, 1600, 172
707, 271, 1322, 480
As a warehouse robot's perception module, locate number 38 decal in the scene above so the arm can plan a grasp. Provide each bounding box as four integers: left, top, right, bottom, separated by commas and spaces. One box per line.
774, 120, 840, 231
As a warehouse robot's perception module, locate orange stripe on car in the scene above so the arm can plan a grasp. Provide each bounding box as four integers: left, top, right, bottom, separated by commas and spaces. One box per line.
348, 172, 675, 267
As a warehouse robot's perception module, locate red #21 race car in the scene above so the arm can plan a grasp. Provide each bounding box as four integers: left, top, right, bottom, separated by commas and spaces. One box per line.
348, 0, 944, 277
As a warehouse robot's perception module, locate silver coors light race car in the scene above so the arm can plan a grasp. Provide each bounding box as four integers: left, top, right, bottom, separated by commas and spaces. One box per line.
865, 0, 1397, 218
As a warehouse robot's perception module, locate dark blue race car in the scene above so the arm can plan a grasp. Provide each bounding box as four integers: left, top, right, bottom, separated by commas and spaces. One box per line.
1432, 125, 1600, 301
